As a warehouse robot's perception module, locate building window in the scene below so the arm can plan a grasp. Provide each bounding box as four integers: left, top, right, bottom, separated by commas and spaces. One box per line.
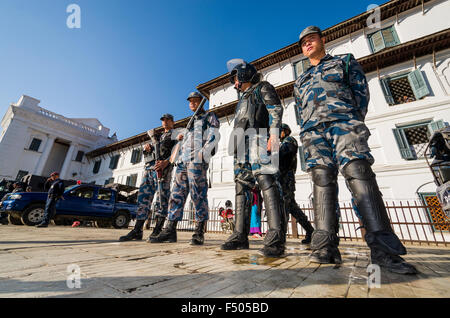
28, 138, 42, 152
75, 151, 84, 162
380, 70, 430, 106
104, 177, 114, 185
109, 154, 120, 169
293, 58, 311, 79
93, 160, 102, 174
393, 120, 447, 160
130, 149, 142, 164
368, 25, 400, 53
418, 193, 450, 232
126, 174, 138, 187
16, 170, 29, 181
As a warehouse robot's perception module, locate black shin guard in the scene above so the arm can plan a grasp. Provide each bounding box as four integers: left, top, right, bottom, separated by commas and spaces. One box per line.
257, 174, 286, 256
310, 166, 341, 264
343, 160, 416, 274
343, 160, 406, 255
221, 183, 250, 250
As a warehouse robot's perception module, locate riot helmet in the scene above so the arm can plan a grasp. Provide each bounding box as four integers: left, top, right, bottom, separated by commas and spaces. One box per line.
227, 59, 260, 91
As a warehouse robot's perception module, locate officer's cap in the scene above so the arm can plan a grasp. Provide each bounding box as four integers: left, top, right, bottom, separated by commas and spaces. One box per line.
187, 92, 203, 101
160, 113, 174, 121
299, 26, 322, 45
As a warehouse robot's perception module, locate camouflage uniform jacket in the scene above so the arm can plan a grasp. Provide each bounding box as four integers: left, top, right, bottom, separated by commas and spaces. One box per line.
293, 54, 370, 134
143, 130, 177, 178
178, 109, 220, 164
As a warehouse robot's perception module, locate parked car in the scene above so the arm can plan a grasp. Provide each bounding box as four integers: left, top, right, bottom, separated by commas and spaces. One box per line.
1, 183, 138, 228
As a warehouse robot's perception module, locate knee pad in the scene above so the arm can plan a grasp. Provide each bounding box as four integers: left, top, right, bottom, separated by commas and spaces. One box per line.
311, 166, 337, 187
342, 159, 375, 181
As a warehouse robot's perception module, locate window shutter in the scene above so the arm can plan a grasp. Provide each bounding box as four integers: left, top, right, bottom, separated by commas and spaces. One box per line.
126, 176, 131, 186
370, 31, 386, 53
408, 69, 430, 100
109, 155, 120, 169
382, 26, 400, 47
294, 61, 303, 79
392, 128, 415, 160
136, 150, 142, 163
294, 59, 310, 79
380, 79, 395, 105
428, 120, 447, 134
93, 160, 101, 174
298, 145, 307, 172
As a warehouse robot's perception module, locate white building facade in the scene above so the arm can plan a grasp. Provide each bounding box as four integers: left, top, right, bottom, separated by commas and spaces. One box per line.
0, 95, 117, 181
83, 0, 450, 239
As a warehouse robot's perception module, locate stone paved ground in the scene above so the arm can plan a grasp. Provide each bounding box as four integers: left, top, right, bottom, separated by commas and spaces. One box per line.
0, 225, 449, 298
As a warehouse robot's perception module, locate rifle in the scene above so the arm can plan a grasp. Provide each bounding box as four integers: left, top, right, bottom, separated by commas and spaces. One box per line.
169, 97, 207, 164
147, 129, 163, 212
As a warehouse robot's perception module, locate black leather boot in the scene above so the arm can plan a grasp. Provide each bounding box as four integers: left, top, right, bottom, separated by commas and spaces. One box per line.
301, 223, 314, 245
257, 175, 287, 258
343, 160, 417, 274
221, 184, 251, 250
147, 216, 166, 242
191, 221, 206, 245
119, 219, 145, 242
309, 166, 342, 264
149, 220, 178, 243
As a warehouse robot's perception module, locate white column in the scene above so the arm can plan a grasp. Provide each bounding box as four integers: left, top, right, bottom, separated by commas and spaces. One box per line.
60, 143, 76, 180
34, 136, 55, 175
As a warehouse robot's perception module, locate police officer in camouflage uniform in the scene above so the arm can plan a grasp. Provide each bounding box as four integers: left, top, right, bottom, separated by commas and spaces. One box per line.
119, 114, 177, 242
220, 60, 287, 257
293, 26, 417, 274
279, 123, 314, 244
151, 92, 220, 245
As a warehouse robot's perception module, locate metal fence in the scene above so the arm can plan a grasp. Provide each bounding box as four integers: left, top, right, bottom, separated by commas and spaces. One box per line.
148, 200, 450, 246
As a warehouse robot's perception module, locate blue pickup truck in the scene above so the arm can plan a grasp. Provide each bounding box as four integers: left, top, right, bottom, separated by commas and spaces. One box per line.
1, 183, 138, 228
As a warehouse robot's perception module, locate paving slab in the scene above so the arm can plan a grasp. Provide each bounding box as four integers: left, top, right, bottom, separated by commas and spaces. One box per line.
0, 225, 449, 298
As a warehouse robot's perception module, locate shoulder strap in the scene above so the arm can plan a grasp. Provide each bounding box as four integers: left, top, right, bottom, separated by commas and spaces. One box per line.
253, 82, 265, 106
344, 53, 351, 87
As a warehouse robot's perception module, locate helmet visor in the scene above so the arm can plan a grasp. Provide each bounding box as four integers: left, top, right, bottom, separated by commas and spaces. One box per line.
227, 58, 245, 73
227, 58, 245, 85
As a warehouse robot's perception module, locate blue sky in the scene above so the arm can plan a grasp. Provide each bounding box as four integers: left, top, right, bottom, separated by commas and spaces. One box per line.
0, 0, 384, 140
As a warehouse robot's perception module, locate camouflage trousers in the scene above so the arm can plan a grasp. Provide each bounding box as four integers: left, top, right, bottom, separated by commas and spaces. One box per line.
301, 120, 374, 172
136, 167, 172, 221
167, 162, 209, 222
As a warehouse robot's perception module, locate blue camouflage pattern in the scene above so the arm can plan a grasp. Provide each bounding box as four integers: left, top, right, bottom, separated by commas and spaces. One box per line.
301, 120, 374, 171
293, 53, 370, 133
178, 110, 220, 164
293, 53, 373, 171
135, 166, 172, 221
167, 162, 210, 222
